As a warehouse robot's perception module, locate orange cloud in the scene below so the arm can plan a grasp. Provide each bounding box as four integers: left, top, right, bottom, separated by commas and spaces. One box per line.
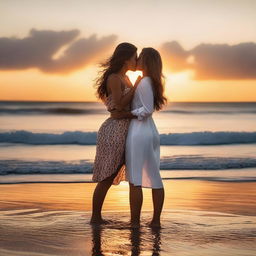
160, 41, 256, 80
0, 29, 117, 74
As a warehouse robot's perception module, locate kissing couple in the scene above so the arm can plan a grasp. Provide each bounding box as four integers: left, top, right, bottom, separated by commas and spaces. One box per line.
90, 42, 167, 228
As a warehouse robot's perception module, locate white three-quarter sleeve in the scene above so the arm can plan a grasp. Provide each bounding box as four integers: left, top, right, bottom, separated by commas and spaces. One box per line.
131, 77, 154, 121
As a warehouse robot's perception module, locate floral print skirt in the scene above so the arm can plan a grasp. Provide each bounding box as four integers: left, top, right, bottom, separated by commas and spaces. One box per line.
92, 117, 130, 185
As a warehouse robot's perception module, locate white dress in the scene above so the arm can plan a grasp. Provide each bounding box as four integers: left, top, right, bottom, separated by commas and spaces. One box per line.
125, 76, 163, 189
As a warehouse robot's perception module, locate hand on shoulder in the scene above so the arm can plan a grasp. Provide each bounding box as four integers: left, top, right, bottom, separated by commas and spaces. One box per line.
133, 75, 142, 90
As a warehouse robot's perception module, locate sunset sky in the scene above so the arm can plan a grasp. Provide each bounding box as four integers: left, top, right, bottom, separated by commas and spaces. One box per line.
0, 0, 256, 102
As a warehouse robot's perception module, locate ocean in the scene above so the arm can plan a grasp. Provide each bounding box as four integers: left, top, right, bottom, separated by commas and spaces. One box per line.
0, 101, 256, 184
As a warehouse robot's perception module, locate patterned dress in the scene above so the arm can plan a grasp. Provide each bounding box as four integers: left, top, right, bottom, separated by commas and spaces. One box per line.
92, 84, 131, 185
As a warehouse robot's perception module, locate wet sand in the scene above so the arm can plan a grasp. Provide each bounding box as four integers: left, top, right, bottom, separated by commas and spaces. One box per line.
0, 180, 256, 255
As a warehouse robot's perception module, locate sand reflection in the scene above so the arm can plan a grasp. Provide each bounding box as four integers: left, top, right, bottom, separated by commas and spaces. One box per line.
91, 224, 162, 256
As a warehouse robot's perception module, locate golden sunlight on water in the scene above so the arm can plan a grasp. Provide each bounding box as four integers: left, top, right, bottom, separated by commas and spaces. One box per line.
0, 180, 255, 215
0, 180, 256, 256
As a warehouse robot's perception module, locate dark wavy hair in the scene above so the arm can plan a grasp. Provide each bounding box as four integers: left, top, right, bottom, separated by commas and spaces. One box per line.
95, 42, 137, 101
140, 47, 167, 110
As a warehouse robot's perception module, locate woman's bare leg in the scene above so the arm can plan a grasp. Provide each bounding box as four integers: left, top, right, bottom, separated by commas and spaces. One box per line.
129, 183, 143, 228
150, 187, 165, 227
90, 171, 118, 224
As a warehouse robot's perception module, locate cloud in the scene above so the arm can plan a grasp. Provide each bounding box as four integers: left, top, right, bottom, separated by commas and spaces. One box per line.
0, 29, 117, 74
160, 41, 192, 72
160, 41, 256, 80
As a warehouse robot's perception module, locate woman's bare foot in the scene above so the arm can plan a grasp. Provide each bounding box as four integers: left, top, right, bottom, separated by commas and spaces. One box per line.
148, 220, 161, 228
89, 217, 112, 225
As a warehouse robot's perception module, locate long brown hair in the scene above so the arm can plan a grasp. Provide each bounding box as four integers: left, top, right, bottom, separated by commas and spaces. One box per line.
95, 42, 137, 101
140, 47, 167, 110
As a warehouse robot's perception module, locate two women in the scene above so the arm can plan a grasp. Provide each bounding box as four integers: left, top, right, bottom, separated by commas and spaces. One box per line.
90, 43, 167, 228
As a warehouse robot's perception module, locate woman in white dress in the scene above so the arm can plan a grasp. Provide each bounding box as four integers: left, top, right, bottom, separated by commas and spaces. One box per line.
111, 47, 167, 228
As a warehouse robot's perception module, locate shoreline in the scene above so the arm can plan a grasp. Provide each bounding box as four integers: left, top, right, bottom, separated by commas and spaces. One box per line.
1, 179, 255, 216
1, 167, 256, 184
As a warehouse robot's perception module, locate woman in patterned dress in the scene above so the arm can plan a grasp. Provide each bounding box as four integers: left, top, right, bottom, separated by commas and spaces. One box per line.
90, 42, 140, 225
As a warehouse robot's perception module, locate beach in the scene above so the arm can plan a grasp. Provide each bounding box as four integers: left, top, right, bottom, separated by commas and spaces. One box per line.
1, 179, 256, 256
1, 0, 256, 254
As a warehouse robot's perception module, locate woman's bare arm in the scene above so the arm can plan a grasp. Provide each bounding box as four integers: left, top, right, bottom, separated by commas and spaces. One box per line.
110, 110, 137, 119
116, 76, 142, 110
107, 74, 141, 111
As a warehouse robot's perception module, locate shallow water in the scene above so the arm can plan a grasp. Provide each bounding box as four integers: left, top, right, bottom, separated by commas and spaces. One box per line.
0, 209, 255, 256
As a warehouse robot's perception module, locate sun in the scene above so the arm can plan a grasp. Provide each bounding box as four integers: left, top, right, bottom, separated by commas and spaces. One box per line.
126, 70, 143, 85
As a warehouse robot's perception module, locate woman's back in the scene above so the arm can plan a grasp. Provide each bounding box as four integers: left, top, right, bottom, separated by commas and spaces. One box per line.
104, 75, 132, 112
